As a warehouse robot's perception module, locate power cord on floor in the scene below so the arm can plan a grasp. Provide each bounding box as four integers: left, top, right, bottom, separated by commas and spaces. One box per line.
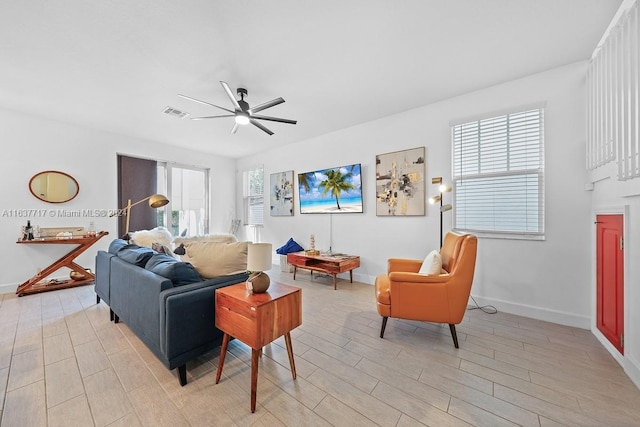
466, 295, 498, 314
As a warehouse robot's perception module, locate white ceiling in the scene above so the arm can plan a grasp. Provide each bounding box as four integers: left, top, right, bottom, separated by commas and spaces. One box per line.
0, 0, 622, 158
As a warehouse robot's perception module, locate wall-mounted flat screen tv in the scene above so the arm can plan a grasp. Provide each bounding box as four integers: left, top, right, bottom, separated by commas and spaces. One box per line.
298, 163, 363, 214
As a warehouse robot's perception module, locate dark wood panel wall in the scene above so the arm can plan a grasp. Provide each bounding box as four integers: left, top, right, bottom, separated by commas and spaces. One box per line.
117, 155, 158, 237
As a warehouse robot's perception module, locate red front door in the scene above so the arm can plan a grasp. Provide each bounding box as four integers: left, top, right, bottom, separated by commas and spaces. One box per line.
596, 214, 624, 354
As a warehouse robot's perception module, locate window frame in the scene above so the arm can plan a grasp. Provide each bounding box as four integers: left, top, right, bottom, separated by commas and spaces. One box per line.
451, 104, 546, 240
243, 164, 264, 227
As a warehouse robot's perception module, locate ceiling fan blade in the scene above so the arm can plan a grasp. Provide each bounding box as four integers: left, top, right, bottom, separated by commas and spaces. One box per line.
231, 122, 240, 134
220, 81, 242, 110
250, 119, 274, 135
251, 114, 297, 125
190, 115, 235, 120
177, 94, 234, 113
249, 97, 285, 114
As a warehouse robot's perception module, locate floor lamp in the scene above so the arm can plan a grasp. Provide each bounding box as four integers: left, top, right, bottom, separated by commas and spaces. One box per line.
429, 177, 452, 248
110, 194, 169, 239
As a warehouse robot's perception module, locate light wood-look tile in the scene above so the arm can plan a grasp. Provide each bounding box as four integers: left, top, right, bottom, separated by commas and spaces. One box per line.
47, 394, 94, 427
7, 348, 44, 391
44, 356, 85, 408
1, 272, 640, 426
2, 380, 46, 427
84, 368, 134, 426
74, 339, 110, 378
43, 332, 74, 365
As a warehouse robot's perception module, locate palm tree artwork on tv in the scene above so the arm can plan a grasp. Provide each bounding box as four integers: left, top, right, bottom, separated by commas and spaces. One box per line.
318, 169, 355, 210
298, 164, 363, 214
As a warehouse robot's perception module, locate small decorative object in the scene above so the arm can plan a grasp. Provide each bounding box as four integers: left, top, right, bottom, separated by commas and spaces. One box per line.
25, 220, 34, 241
305, 234, 320, 256
246, 243, 273, 293
70, 271, 86, 281
87, 221, 97, 237
56, 231, 73, 239
375, 146, 426, 216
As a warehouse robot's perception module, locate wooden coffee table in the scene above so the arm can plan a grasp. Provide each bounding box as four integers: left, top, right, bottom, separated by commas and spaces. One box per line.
215, 281, 302, 413
287, 251, 360, 289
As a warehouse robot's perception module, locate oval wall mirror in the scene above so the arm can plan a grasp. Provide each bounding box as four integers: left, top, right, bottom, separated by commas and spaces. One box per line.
29, 170, 80, 204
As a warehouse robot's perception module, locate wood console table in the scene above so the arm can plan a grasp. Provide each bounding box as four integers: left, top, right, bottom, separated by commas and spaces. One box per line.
287, 251, 360, 290
215, 282, 302, 413
15, 231, 109, 296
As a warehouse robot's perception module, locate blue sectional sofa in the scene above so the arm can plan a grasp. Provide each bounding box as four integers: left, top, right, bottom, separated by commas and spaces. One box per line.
95, 239, 249, 386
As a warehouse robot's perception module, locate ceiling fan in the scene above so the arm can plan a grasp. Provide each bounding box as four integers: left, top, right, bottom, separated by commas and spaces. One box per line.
178, 81, 297, 136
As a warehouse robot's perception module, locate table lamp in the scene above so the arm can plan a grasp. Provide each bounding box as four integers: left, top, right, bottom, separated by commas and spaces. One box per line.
246, 243, 273, 293
110, 194, 169, 239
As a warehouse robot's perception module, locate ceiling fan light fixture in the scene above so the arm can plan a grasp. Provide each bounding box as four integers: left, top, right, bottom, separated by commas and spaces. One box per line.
235, 112, 250, 125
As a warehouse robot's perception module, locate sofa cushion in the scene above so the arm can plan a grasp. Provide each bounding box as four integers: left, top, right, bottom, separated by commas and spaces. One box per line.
108, 239, 129, 254
116, 245, 156, 267
418, 250, 442, 275
185, 241, 248, 278
173, 233, 237, 246
145, 253, 202, 286
129, 227, 173, 248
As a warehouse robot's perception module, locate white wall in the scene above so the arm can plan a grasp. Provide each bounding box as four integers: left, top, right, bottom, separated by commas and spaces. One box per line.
237, 61, 592, 328
0, 107, 237, 294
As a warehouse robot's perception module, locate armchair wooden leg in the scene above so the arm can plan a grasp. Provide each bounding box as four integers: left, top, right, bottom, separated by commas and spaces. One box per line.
449, 324, 459, 348
380, 317, 388, 338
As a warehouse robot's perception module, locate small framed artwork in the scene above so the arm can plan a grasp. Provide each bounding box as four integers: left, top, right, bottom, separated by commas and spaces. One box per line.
270, 170, 294, 216
375, 146, 426, 216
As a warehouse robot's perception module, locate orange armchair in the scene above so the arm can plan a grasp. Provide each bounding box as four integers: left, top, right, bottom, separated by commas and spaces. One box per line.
374, 232, 477, 348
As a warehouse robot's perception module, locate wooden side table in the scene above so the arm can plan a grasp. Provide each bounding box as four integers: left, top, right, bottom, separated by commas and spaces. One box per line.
215, 282, 302, 413
15, 231, 109, 296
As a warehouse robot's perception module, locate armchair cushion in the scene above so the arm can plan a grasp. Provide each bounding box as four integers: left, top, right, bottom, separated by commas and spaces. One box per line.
418, 250, 442, 275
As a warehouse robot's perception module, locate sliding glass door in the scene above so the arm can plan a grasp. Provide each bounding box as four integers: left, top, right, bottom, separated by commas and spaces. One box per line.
157, 163, 209, 237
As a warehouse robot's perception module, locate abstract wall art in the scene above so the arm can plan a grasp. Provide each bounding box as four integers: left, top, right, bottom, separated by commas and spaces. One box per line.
270, 170, 294, 216
375, 146, 425, 216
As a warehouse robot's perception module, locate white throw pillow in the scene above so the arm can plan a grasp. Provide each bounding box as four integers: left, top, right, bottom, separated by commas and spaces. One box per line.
418, 250, 442, 275
130, 227, 173, 248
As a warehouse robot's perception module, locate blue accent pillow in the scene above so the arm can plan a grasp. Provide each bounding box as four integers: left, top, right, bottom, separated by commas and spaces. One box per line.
116, 245, 155, 267
145, 253, 202, 286
276, 238, 304, 255
108, 239, 129, 254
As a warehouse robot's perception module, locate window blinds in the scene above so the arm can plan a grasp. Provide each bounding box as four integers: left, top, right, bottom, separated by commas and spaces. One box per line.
453, 108, 545, 235
243, 165, 264, 226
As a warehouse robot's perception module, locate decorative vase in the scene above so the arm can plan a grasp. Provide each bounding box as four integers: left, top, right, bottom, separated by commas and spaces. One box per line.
247, 271, 270, 293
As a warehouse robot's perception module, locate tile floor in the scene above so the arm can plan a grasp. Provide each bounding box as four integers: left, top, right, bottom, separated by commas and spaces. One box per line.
1, 269, 640, 426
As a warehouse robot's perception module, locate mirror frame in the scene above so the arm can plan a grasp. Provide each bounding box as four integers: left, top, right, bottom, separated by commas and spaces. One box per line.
29, 170, 80, 204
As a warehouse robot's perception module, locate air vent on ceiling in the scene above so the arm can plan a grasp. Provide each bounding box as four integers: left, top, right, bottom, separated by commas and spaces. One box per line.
162, 106, 189, 119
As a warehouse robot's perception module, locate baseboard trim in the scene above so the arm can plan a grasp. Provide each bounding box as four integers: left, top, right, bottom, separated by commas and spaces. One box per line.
470, 295, 590, 329
0, 283, 16, 295
592, 327, 640, 390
